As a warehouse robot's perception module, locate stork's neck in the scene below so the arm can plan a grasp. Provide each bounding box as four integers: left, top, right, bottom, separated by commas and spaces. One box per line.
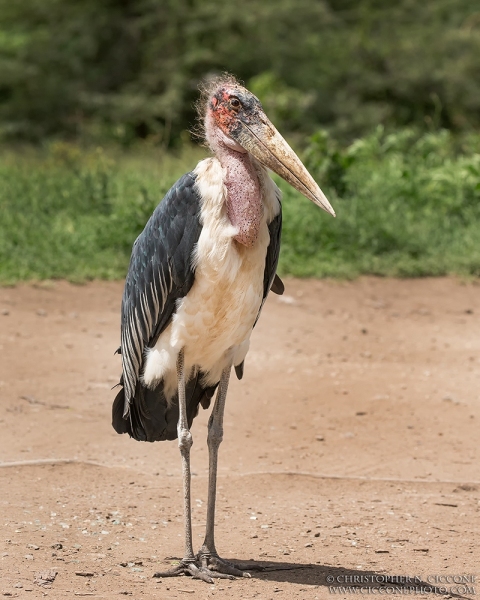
217, 145, 263, 248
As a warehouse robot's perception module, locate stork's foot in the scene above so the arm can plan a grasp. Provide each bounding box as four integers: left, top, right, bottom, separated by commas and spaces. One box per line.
197, 551, 252, 579
153, 559, 239, 583
153, 553, 253, 583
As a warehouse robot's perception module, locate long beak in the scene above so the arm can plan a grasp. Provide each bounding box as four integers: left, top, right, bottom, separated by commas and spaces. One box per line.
232, 113, 335, 216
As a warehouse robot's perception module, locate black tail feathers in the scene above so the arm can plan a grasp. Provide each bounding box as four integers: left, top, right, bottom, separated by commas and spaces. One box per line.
112, 373, 217, 442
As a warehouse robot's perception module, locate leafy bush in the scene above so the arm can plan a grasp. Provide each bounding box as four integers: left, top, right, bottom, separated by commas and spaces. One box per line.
1, 0, 480, 143
0, 144, 201, 282
280, 127, 480, 276
1, 129, 479, 283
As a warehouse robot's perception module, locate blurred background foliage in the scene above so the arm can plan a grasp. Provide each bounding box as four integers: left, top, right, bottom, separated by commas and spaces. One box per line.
1, 0, 480, 144
2, 129, 479, 282
1, 0, 480, 282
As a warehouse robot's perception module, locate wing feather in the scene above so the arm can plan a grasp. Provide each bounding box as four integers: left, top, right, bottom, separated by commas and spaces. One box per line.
119, 172, 203, 417
252, 204, 282, 329
263, 208, 282, 301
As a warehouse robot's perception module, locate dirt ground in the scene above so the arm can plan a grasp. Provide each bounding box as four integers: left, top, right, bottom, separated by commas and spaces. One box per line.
0, 278, 479, 600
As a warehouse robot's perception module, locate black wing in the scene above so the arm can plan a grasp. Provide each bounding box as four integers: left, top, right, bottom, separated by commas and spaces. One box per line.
119, 172, 203, 417
262, 206, 282, 303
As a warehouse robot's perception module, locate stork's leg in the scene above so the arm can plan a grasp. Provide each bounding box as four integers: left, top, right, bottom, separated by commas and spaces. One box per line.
175, 347, 195, 565
153, 352, 235, 583
196, 366, 253, 578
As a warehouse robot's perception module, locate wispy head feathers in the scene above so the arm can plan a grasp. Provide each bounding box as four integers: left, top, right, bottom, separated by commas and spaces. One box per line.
193, 73, 242, 143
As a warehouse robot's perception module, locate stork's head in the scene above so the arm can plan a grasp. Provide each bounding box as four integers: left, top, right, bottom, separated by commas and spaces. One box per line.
199, 74, 335, 216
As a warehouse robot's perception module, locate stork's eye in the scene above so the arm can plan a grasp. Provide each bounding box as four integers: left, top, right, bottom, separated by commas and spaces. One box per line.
229, 97, 241, 109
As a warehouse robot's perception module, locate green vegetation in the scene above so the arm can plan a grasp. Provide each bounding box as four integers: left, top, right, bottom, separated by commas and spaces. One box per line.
0, 144, 201, 282
1, 0, 479, 144
282, 128, 480, 277
1, 0, 479, 281
2, 128, 479, 283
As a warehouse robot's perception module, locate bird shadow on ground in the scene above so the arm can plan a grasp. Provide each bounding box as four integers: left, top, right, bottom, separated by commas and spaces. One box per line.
222, 561, 472, 599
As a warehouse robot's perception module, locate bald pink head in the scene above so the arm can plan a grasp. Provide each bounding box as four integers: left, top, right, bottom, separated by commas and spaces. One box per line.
198, 74, 335, 217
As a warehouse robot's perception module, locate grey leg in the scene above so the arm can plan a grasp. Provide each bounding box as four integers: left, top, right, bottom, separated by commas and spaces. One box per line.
197, 366, 252, 578
154, 352, 235, 583
176, 347, 195, 563
202, 365, 230, 554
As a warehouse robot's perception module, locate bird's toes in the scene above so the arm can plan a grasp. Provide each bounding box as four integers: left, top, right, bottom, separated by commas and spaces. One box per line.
152, 564, 186, 578
186, 562, 214, 584
207, 570, 237, 580
206, 556, 247, 578
152, 558, 242, 583
218, 558, 256, 576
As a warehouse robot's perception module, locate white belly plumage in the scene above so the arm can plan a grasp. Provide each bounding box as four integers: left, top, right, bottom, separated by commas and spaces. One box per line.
142, 157, 280, 401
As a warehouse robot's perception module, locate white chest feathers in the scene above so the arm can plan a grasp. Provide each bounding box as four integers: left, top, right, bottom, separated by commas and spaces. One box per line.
142, 157, 281, 396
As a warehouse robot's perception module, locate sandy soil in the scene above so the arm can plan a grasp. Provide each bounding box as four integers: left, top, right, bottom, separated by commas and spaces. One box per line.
0, 278, 479, 599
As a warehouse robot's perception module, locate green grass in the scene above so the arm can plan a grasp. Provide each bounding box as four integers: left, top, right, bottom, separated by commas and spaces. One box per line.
0, 143, 204, 283
281, 127, 480, 277
1, 128, 480, 283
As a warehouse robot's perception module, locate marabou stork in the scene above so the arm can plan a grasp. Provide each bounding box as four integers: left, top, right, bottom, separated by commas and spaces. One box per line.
112, 74, 335, 582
